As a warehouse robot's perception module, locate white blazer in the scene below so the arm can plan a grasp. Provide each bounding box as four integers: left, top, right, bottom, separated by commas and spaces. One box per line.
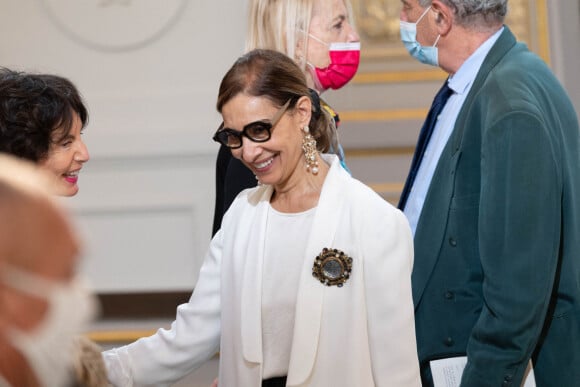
103, 155, 421, 387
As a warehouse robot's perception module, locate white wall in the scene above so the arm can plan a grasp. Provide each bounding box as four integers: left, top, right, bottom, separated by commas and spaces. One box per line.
1, 0, 578, 294
0, 0, 248, 292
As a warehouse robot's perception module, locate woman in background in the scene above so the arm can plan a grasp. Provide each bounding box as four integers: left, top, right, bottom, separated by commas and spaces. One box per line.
0, 68, 90, 197
212, 0, 360, 235
0, 68, 106, 386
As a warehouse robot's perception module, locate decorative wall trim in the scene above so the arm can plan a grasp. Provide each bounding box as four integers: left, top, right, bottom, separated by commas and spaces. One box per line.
340, 108, 428, 122
353, 69, 447, 84
535, 0, 550, 64
97, 291, 190, 317
344, 146, 415, 157
368, 182, 404, 193
36, 0, 189, 52
87, 329, 157, 344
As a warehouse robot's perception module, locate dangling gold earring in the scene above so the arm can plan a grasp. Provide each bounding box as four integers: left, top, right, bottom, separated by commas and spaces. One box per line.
302, 126, 319, 175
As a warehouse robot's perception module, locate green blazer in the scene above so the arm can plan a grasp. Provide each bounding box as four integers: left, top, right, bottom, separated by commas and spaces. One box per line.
412, 27, 580, 387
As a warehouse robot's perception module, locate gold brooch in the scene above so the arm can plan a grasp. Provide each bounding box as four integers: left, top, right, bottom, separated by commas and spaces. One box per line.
312, 248, 352, 287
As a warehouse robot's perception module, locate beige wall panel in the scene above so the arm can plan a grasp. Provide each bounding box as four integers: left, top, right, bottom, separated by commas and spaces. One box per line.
0, 0, 248, 292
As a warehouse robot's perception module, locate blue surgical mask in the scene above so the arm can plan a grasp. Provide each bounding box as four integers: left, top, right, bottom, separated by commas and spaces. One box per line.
400, 6, 440, 66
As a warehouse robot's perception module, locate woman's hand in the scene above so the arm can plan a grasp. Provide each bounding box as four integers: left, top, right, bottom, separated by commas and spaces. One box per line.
72, 336, 109, 387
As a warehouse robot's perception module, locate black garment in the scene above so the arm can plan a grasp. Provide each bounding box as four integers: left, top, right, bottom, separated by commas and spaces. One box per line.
212, 144, 255, 235
398, 79, 453, 210
262, 376, 287, 387
419, 360, 434, 387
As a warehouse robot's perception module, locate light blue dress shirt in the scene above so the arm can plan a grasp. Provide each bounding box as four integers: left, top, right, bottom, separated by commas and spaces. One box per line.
404, 28, 504, 235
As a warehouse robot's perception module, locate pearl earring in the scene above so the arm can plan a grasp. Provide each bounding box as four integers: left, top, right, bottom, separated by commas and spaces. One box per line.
302, 126, 319, 175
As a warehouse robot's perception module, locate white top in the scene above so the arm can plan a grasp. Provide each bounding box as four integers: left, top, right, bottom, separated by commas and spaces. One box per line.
261, 205, 316, 379
404, 27, 504, 235
102, 154, 420, 387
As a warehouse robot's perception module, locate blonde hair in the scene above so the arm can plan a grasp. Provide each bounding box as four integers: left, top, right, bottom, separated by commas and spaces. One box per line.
245, 0, 355, 72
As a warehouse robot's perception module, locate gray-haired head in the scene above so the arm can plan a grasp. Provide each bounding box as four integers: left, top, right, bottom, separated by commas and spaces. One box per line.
419, 0, 507, 30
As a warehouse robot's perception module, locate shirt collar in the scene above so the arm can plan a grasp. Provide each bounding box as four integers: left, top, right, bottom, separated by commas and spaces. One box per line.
448, 26, 504, 95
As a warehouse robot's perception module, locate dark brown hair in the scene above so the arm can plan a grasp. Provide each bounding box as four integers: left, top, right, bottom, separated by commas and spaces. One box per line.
0, 68, 88, 162
216, 49, 336, 152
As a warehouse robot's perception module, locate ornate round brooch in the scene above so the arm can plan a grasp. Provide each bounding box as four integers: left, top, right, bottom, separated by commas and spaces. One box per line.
312, 248, 352, 287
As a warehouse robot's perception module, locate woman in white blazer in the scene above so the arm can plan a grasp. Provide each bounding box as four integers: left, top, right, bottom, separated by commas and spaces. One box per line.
103, 49, 421, 387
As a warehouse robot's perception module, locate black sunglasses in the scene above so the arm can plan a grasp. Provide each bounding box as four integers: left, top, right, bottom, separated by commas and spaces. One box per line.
213, 99, 291, 149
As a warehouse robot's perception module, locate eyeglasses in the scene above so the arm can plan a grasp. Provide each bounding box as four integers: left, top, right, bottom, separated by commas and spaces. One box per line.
213, 99, 291, 149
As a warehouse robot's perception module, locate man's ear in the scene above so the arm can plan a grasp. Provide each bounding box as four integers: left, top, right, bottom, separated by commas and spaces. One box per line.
431, 0, 453, 35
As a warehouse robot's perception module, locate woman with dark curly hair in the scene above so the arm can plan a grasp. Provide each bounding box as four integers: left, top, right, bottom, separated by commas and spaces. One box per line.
0, 68, 90, 196
0, 70, 105, 386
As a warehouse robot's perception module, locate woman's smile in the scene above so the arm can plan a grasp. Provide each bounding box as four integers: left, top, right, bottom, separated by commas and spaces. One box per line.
252, 156, 275, 171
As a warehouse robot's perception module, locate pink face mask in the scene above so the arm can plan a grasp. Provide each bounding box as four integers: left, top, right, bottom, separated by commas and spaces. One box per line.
308, 39, 361, 91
